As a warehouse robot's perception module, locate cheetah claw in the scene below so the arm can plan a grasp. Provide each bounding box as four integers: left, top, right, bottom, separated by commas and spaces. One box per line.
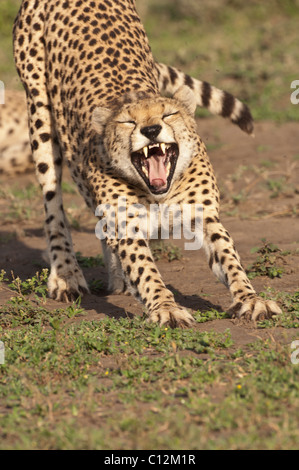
48, 270, 90, 302
228, 296, 282, 321
148, 303, 195, 328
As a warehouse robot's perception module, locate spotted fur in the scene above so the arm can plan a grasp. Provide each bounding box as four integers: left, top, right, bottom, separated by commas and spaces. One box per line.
0, 90, 32, 174
11, 0, 281, 326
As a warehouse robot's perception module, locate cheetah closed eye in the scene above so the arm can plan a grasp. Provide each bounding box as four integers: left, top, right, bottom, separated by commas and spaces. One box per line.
11, 0, 281, 327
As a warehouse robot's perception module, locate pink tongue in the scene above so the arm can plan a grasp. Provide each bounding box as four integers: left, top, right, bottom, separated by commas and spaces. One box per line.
147, 155, 167, 188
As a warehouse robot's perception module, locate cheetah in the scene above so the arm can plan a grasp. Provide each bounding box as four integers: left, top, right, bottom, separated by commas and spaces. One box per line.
12, 0, 281, 327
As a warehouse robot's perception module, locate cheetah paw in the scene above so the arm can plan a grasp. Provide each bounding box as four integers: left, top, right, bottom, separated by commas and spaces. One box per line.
228, 297, 282, 321
148, 303, 195, 328
108, 277, 130, 295
48, 269, 90, 302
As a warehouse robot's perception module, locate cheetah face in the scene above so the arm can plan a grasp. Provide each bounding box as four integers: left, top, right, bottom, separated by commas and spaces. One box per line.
92, 86, 197, 197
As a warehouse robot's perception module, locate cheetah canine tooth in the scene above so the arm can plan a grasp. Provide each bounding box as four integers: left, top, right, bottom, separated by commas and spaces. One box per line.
143, 146, 148, 158
160, 143, 166, 154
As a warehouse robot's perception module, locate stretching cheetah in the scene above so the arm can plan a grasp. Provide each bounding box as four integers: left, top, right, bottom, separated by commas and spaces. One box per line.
12, 0, 281, 326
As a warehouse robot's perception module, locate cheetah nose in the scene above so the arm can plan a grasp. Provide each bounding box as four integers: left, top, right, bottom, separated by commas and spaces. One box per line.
140, 124, 162, 141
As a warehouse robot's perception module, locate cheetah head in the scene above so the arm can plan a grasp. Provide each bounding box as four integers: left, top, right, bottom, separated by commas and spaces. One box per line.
92, 86, 197, 197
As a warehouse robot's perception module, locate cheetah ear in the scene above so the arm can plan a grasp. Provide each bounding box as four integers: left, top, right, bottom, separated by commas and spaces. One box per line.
173, 85, 196, 116
92, 107, 112, 134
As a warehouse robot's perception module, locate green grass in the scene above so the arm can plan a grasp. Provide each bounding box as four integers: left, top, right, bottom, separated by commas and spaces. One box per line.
0, 182, 41, 222
1, 312, 299, 449
0, 0, 21, 87
1, 269, 299, 449
259, 289, 299, 329
138, 0, 299, 122
76, 252, 104, 268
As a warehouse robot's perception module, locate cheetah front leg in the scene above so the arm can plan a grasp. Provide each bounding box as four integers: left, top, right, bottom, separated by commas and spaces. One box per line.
13, 20, 89, 302
203, 215, 282, 321
107, 237, 194, 327
23, 97, 89, 302
38, 139, 89, 302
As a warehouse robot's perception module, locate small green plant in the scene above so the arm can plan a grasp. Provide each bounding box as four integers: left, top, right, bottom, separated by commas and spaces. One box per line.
246, 239, 286, 280
0, 269, 9, 284
88, 279, 104, 293
194, 309, 230, 323
150, 241, 182, 262
64, 298, 86, 319
257, 145, 272, 153
76, 252, 104, 268
8, 269, 49, 297
266, 178, 284, 198
61, 181, 77, 194
260, 159, 276, 169
68, 215, 81, 230
232, 190, 247, 205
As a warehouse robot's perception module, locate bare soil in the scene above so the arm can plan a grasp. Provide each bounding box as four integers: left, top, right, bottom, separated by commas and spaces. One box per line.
1, 117, 299, 346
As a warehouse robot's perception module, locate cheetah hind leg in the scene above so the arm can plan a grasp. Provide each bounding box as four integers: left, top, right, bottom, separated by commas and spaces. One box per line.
101, 240, 130, 295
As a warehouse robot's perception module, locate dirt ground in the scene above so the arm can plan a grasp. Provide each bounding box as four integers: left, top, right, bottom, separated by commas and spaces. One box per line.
1, 117, 299, 346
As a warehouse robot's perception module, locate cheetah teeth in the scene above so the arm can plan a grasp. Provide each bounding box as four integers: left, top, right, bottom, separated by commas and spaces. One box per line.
160, 143, 166, 154
142, 146, 148, 158
141, 163, 149, 178
142, 143, 169, 158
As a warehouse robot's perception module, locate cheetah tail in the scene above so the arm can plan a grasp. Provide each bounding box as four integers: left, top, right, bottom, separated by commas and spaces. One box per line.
156, 62, 254, 135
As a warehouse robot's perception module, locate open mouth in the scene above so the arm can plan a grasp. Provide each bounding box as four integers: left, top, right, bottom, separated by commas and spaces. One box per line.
131, 143, 179, 194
